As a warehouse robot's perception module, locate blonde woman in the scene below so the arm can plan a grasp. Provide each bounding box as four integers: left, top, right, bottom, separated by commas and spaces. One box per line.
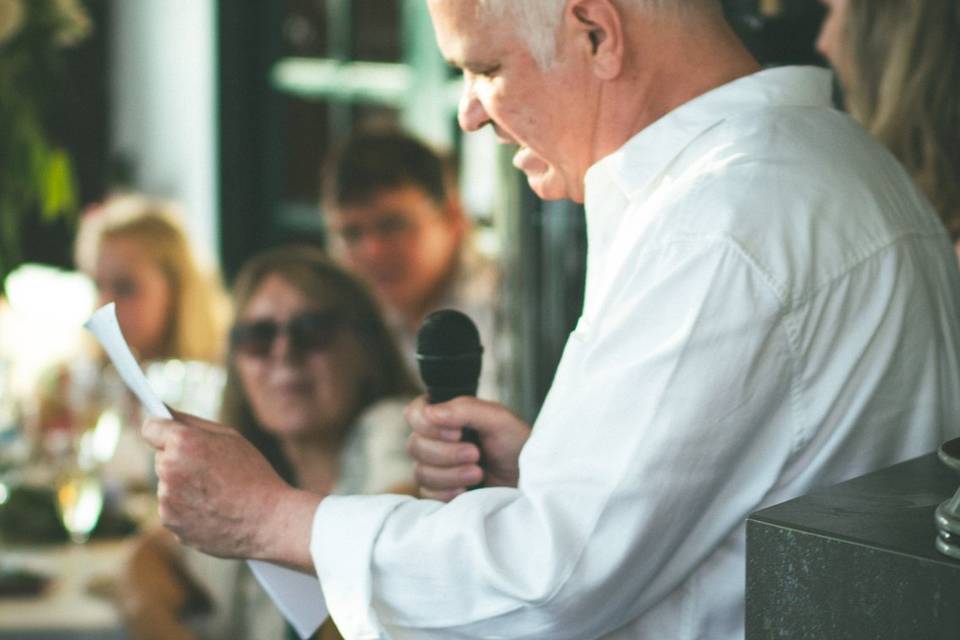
74, 194, 228, 363
817, 0, 960, 253
34, 195, 228, 484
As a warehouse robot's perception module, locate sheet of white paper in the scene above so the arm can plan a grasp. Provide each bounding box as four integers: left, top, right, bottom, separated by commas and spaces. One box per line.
84, 303, 328, 639
85, 303, 172, 420
247, 560, 330, 638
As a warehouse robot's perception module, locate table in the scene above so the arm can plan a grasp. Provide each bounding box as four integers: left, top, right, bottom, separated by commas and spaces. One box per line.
0, 538, 132, 640
746, 452, 960, 639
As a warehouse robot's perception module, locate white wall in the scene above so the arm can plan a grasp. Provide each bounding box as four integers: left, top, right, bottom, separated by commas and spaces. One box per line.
110, 0, 218, 263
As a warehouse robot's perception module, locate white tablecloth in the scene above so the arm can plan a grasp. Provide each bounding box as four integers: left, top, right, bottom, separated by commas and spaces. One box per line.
0, 539, 130, 640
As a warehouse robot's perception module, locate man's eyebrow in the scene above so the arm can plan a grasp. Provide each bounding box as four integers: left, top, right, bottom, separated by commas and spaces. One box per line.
445, 56, 496, 73
465, 60, 495, 71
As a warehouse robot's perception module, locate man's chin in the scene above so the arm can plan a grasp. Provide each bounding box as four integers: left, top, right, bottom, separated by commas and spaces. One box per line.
377, 288, 418, 317
526, 173, 574, 202
515, 149, 568, 200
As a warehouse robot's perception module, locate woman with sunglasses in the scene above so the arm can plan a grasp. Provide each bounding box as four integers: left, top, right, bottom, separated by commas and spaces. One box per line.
118, 245, 420, 640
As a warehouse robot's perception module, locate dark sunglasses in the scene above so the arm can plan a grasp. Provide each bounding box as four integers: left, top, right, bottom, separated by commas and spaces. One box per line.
230, 311, 348, 358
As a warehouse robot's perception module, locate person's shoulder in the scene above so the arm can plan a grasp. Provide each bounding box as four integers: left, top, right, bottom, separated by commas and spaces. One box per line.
352, 397, 412, 438
339, 397, 416, 494
359, 396, 409, 418
439, 239, 500, 336
451, 238, 500, 299
652, 107, 944, 301
681, 101, 885, 202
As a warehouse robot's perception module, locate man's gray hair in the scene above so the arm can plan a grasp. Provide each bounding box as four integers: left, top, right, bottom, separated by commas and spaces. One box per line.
476, 0, 567, 68
476, 0, 712, 69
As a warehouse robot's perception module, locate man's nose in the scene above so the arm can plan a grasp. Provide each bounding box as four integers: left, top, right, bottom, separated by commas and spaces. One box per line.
814, 30, 827, 58
457, 81, 489, 132
356, 233, 389, 262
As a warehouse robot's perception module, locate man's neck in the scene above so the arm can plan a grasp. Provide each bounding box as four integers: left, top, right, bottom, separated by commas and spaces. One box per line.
591, 12, 760, 168
399, 244, 467, 335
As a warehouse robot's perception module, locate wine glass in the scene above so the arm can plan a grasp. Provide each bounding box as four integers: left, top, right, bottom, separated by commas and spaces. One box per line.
145, 358, 226, 419
49, 382, 118, 546
53, 426, 106, 544
55, 467, 104, 544
0, 356, 27, 504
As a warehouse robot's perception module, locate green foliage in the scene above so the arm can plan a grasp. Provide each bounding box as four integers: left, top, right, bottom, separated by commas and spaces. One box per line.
0, 0, 91, 293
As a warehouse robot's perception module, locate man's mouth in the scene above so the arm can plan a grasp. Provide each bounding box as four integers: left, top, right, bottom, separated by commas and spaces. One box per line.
513, 146, 547, 173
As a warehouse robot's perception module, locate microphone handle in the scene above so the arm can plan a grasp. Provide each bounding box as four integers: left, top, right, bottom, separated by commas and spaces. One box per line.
426, 385, 482, 487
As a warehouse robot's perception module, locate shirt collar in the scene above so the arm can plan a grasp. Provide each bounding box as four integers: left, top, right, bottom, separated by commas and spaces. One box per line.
583, 66, 834, 224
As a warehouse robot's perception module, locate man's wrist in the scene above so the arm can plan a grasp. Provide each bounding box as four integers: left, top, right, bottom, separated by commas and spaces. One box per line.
257, 487, 324, 572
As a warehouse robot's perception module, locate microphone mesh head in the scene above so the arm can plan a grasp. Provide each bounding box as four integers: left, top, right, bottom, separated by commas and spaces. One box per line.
416, 309, 483, 400
416, 309, 482, 357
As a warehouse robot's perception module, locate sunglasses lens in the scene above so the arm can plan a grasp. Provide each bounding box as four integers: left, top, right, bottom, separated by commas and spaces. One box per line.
289, 312, 341, 351
232, 313, 346, 357
230, 321, 278, 357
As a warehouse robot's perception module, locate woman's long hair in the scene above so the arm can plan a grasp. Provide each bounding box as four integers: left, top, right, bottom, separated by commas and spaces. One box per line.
220, 245, 419, 484
845, 0, 960, 240
74, 194, 229, 362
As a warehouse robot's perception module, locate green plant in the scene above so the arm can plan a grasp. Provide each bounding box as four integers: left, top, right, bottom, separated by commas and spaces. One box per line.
0, 0, 91, 293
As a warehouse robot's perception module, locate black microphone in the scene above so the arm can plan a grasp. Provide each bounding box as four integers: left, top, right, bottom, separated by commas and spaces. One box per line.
416, 309, 484, 473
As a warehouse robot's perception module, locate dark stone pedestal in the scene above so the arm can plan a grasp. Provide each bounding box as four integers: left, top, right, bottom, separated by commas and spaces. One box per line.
746, 453, 960, 639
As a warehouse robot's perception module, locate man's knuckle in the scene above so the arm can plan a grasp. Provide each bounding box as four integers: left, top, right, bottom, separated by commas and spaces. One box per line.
406, 434, 419, 456
155, 458, 172, 482
167, 427, 187, 452
413, 464, 428, 486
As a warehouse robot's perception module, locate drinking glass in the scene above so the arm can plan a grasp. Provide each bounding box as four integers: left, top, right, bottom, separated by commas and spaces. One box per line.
0, 356, 25, 498
146, 359, 226, 419
52, 418, 110, 544
55, 465, 104, 544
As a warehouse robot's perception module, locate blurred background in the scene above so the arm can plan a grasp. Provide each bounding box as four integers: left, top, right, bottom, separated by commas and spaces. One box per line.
0, 0, 827, 421
0, 1, 829, 637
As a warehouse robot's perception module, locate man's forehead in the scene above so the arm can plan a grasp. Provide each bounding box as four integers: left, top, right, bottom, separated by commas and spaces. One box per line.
427, 0, 496, 63
332, 188, 441, 220
427, 0, 483, 21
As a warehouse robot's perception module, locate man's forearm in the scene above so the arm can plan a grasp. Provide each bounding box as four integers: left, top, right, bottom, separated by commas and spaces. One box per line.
258, 487, 325, 573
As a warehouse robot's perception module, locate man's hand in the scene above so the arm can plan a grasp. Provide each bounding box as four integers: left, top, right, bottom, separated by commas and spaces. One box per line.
141, 411, 321, 571
405, 396, 531, 501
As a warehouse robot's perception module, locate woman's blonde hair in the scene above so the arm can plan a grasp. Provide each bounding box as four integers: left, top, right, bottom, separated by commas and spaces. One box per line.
75, 194, 229, 362
844, 0, 960, 239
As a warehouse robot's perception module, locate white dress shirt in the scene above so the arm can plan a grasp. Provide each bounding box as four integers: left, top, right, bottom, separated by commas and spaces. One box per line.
308, 67, 960, 639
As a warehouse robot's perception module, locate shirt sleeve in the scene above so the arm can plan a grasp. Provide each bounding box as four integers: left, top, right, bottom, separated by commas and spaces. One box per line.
312, 234, 796, 639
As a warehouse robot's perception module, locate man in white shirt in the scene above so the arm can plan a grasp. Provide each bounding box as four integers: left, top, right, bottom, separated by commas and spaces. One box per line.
143, 1, 960, 638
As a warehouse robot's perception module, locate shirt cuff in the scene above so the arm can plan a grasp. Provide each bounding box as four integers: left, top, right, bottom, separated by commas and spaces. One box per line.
312, 493, 412, 639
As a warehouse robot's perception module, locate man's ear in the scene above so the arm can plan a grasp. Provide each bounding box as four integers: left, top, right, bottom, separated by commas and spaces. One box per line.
567, 0, 624, 80
442, 192, 468, 235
